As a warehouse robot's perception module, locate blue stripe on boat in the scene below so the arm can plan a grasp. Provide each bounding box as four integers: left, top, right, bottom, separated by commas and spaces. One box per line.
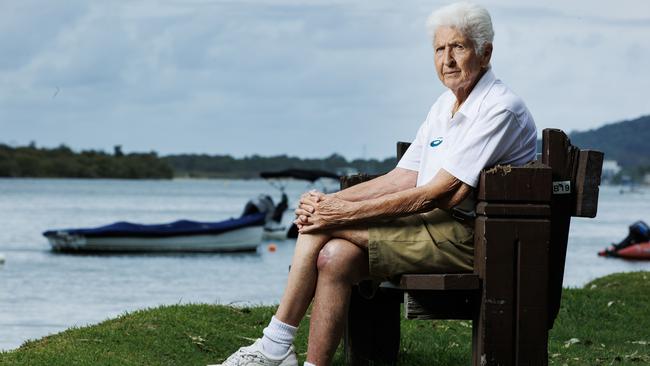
43, 212, 266, 238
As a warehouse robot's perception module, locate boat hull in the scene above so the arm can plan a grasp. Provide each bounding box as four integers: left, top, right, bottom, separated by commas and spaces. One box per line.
615, 242, 650, 260
47, 226, 263, 253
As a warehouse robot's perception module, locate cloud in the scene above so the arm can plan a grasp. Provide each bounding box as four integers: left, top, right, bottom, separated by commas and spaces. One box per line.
0, 0, 648, 158
0, 1, 90, 70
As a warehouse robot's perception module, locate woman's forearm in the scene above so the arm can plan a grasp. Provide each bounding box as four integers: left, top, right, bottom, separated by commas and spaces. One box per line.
296, 169, 471, 233
332, 168, 417, 202
351, 185, 437, 221
347, 169, 471, 223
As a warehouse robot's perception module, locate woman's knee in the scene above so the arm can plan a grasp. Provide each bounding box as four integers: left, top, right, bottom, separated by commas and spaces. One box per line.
316, 239, 367, 281
294, 233, 331, 257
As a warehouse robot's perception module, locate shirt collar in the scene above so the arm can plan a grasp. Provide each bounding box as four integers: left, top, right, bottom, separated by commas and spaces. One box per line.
453, 69, 496, 120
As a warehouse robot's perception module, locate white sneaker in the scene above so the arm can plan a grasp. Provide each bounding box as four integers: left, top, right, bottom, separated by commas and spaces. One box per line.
208, 339, 298, 366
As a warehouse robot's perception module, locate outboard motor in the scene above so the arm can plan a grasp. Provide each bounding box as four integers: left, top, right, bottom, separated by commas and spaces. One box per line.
241, 195, 276, 223
617, 221, 650, 250
271, 192, 288, 223
599, 220, 650, 256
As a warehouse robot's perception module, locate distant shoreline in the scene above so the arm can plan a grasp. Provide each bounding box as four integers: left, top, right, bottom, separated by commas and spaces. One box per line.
1, 143, 395, 180
0, 174, 342, 181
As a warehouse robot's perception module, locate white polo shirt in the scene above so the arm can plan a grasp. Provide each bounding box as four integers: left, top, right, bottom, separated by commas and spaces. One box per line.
398, 69, 537, 188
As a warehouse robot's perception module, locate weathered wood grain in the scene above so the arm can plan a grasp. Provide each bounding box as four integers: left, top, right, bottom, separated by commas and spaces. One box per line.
405, 290, 478, 320
574, 150, 604, 218
399, 274, 479, 290
476, 202, 551, 217
542, 129, 578, 330
477, 165, 552, 202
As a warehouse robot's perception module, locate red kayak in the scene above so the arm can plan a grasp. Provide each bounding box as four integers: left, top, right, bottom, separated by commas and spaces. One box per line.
598, 221, 650, 260
599, 242, 650, 260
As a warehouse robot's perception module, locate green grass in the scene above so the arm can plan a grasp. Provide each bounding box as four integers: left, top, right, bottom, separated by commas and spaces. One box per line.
2, 272, 649, 365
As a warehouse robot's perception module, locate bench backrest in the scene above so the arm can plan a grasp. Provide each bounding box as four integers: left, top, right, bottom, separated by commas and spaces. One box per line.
541, 129, 604, 326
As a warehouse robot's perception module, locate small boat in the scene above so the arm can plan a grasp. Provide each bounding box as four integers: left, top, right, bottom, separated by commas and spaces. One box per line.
0, 253, 5, 265
608, 242, 650, 260
44, 196, 276, 253
599, 220, 650, 260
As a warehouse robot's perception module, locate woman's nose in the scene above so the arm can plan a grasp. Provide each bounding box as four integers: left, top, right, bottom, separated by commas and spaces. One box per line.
443, 49, 455, 66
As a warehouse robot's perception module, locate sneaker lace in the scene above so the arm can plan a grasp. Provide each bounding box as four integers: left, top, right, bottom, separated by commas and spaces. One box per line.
222, 348, 270, 366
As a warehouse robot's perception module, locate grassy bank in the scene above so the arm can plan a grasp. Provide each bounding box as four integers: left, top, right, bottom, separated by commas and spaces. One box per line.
2, 272, 649, 365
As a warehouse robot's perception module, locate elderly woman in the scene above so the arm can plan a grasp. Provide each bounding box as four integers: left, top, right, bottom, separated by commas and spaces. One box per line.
211, 2, 536, 366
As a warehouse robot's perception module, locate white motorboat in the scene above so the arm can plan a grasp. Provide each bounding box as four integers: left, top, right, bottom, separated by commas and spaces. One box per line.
43, 196, 277, 253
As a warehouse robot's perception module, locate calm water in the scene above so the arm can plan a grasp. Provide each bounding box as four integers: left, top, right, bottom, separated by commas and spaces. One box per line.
1, 179, 649, 351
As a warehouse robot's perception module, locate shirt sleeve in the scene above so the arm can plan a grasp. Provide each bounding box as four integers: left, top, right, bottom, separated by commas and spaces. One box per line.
442, 108, 523, 188
396, 120, 427, 172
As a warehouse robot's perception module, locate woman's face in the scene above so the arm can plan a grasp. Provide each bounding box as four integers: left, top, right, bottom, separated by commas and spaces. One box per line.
434, 26, 491, 97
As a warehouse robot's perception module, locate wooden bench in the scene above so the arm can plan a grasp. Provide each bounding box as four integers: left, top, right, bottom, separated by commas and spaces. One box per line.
341, 129, 604, 366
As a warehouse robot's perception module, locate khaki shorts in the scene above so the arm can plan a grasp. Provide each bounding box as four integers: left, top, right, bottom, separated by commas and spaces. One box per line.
368, 209, 474, 280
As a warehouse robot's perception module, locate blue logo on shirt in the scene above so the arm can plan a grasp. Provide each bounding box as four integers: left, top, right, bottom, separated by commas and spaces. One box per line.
430, 138, 443, 147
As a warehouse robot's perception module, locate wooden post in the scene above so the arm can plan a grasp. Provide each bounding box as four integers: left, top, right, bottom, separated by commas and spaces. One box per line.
542, 129, 578, 329
344, 287, 401, 365
515, 219, 551, 364
474, 164, 552, 366
474, 217, 516, 366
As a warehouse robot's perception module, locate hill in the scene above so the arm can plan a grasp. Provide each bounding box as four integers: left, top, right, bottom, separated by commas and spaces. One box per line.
565, 115, 649, 168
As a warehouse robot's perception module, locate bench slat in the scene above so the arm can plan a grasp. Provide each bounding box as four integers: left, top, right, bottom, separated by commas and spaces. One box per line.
397, 141, 411, 160
477, 165, 552, 202
574, 150, 604, 218
476, 202, 550, 217
340, 174, 380, 189
399, 273, 479, 290
405, 290, 478, 320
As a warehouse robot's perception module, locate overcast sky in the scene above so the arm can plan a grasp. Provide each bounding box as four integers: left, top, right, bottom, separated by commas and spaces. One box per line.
1, 0, 648, 159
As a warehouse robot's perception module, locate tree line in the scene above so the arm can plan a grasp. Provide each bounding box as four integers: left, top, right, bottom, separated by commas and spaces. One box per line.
4, 136, 650, 183
0, 143, 397, 179
163, 153, 396, 178
0, 143, 173, 179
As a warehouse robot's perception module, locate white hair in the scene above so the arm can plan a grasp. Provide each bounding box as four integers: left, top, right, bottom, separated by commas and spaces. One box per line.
426, 2, 494, 54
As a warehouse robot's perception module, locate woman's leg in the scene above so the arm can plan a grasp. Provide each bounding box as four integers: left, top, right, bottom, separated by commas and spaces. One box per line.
306, 236, 370, 365
275, 233, 331, 326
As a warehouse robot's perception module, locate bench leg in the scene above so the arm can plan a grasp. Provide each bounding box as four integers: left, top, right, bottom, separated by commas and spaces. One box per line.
473, 219, 551, 366
514, 222, 550, 366
344, 282, 401, 365
474, 218, 516, 366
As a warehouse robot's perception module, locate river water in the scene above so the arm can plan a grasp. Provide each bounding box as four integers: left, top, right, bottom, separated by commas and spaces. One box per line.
0, 179, 649, 351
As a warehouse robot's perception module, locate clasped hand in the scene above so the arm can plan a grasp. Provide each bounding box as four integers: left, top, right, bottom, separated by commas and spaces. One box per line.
293, 190, 353, 233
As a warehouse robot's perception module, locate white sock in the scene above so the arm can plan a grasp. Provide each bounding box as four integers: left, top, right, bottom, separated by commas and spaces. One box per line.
304, 362, 316, 366
261, 316, 298, 357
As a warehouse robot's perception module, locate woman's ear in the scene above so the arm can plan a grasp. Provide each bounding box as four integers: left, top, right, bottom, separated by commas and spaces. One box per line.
481, 43, 493, 68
